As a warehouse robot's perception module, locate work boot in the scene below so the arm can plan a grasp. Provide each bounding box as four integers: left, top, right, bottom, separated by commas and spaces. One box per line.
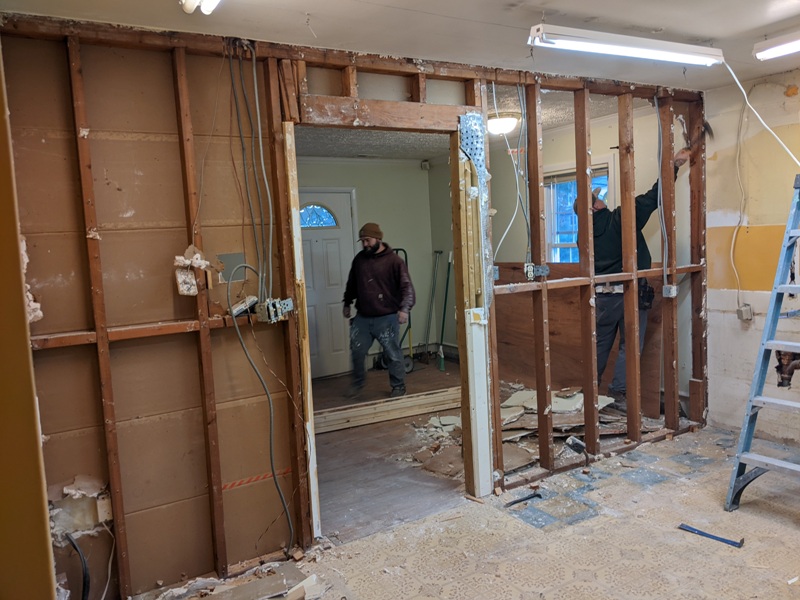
389, 386, 406, 398
607, 388, 627, 413
345, 385, 363, 400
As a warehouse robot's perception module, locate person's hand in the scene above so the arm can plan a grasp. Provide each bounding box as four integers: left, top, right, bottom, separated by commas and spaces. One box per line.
343, 305, 351, 319
674, 148, 691, 168
398, 310, 408, 324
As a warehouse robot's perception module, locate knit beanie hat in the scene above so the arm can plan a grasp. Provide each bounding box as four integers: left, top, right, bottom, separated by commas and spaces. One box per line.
359, 222, 383, 240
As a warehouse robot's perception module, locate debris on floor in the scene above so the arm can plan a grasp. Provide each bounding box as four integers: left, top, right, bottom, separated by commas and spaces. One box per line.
137, 561, 314, 600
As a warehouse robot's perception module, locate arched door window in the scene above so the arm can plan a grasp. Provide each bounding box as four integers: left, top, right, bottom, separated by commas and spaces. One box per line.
299, 203, 338, 228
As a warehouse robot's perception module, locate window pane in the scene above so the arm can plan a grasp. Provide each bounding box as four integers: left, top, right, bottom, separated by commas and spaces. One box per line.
299, 204, 338, 228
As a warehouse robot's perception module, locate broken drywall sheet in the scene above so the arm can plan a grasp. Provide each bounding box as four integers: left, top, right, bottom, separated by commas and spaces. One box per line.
20, 234, 43, 323
501, 389, 614, 413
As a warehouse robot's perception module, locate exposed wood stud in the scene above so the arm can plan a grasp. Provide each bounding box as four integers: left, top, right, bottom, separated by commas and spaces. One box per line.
299, 94, 468, 131
411, 73, 426, 103
465, 79, 481, 107
450, 131, 477, 493
279, 59, 300, 122
688, 101, 708, 423
66, 36, 131, 598
266, 58, 312, 548
658, 96, 680, 431
525, 82, 555, 468
618, 93, 643, 438
342, 65, 358, 98
295, 60, 309, 95
573, 87, 601, 453
172, 46, 228, 577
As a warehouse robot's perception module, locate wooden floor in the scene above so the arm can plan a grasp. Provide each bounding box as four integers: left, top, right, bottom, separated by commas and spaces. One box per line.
311, 355, 460, 412
313, 356, 464, 543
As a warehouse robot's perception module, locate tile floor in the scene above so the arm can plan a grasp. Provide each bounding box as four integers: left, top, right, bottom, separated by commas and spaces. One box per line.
299, 426, 800, 599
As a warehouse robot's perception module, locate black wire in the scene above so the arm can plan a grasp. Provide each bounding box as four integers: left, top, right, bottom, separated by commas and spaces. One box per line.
65, 532, 89, 600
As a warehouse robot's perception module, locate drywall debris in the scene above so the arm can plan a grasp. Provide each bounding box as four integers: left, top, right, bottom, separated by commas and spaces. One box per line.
86, 227, 101, 240
63, 475, 105, 498
19, 235, 43, 323
79, 127, 90, 138
501, 405, 525, 426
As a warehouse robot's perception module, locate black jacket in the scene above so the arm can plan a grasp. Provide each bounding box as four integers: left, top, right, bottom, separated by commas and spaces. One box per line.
343, 244, 416, 317
592, 168, 678, 275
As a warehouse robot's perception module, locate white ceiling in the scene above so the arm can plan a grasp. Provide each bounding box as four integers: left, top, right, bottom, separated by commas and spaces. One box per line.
2, 0, 798, 159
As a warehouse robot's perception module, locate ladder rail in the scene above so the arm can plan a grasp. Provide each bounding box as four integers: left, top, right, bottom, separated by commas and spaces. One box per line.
725, 175, 800, 510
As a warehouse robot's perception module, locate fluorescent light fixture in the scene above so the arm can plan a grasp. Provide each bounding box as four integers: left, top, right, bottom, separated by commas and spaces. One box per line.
487, 115, 519, 135
179, 0, 221, 15
528, 23, 724, 67
754, 30, 800, 61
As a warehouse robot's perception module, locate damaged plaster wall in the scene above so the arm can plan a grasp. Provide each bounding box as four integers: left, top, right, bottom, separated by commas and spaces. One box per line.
705, 69, 800, 443
4, 35, 296, 596
0, 36, 56, 597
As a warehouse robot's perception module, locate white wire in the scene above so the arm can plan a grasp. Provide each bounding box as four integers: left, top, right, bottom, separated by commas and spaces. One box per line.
724, 61, 800, 169
100, 522, 115, 600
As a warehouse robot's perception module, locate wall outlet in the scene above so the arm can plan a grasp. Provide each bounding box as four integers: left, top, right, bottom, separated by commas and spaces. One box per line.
737, 303, 753, 321
662, 284, 678, 298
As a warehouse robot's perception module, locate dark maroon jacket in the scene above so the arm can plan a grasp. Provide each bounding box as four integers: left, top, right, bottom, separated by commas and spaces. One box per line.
343, 243, 416, 317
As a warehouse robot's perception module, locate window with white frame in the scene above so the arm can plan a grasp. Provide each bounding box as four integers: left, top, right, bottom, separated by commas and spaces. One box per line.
545, 160, 613, 263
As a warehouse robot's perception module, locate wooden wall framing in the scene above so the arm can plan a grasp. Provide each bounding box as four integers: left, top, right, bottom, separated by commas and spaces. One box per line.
0, 12, 707, 598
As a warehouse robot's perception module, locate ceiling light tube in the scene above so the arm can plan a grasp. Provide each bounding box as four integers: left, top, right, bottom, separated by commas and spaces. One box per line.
528, 24, 724, 67
754, 30, 800, 61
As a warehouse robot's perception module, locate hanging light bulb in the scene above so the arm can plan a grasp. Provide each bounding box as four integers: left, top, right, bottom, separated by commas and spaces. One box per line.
179, 0, 222, 15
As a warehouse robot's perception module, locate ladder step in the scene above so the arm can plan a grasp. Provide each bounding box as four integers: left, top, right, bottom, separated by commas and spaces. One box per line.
790, 229, 800, 240
778, 284, 800, 295
753, 395, 800, 412
740, 452, 800, 477
765, 340, 800, 353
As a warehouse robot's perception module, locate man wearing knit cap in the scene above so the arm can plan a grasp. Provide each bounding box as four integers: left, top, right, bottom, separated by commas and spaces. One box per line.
343, 222, 416, 399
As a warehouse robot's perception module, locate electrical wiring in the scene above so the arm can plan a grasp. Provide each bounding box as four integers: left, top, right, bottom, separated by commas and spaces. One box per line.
490, 82, 531, 261
248, 40, 276, 300
653, 95, 670, 288
724, 71, 800, 309
99, 522, 115, 600
65, 532, 90, 600
236, 48, 269, 303
227, 263, 295, 555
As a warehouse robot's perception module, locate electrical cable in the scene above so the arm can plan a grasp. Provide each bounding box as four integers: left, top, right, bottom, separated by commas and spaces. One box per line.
65, 532, 90, 600
249, 40, 276, 300
237, 47, 269, 303
653, 95, 670, 288
228, 42, 264, 300
226, 263, 295, 555
100, 522, 115, 600
491, 82, 531, 260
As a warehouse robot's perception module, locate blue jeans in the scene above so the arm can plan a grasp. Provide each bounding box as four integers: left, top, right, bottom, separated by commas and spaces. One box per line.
350, 313, 405, 390
595, 293, 648, 394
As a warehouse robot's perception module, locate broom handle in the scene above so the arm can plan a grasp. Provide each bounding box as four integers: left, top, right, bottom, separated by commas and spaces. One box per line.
439, 252, 452, 347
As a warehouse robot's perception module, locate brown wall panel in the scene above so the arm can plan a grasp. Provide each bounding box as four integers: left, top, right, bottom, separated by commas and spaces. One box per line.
185, 52, 263, 138
203, 225, 272, 305
91, 137, 187, 229
210, 326, 287, 403
126, 496, 214, 595
12, 134, 82, 234
1, 36, 73, 132
217, 392, 292, 485
25, 232, 93, 336
99, 229, 196, 326
111, 336, 202, 421
42, 427, 108, 492
117, 408, 209, 513
222, 476, 293, 564
81, 45, 178, 134
34, 346, 101, 434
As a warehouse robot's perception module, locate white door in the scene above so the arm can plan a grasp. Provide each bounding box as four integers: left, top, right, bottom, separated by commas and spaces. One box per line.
300, 190, 356, 378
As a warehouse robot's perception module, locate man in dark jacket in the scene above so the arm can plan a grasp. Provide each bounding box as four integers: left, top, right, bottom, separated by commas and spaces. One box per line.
343, 222, 416, 398
588, 148, 690, 411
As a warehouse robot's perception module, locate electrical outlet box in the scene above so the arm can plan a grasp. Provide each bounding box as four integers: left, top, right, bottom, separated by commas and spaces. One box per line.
230, 295, 258, 316
737, 303, 753, 321
256, 297, 295, 323
663, 284, 678, 298
96, 492, 113, 523
524, 263, 550, 280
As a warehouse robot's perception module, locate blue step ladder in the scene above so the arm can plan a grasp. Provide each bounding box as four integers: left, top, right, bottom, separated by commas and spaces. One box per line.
725, 174, 800, 511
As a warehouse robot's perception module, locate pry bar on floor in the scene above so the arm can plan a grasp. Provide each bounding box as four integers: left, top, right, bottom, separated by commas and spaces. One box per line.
677, 523, 744, 548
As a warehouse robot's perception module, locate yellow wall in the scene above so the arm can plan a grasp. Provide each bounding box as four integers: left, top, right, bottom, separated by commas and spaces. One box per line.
0, 41, 56, 598
707, 224, 785, 290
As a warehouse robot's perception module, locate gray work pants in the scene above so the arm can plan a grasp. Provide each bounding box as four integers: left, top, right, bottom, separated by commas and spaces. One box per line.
350, 313, 405, 390
595, 293, 648, 394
